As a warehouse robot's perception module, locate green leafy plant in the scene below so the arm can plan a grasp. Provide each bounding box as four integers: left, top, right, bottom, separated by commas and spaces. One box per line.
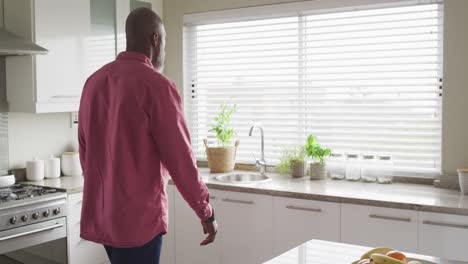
305, 135, 332, 164
278, 145, 306, 175
210, 104, 237, 146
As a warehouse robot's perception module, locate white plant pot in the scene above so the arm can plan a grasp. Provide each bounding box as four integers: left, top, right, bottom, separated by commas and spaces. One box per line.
310, 162, 327, 180
291, 161, 306, 178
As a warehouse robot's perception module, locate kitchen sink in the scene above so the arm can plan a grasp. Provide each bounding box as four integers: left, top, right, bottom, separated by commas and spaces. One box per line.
215, 173, 271, 184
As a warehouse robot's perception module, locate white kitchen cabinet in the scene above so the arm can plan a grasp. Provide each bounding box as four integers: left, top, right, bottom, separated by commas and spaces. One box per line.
174, 188, 221, 264
217, 191, 274, 264
341, 204, 418, 253
67, 193, 108, 264
4, 0, 92, 113
418, 212, 468, 262
160, 184, 176, 264
273, 197, 341, 256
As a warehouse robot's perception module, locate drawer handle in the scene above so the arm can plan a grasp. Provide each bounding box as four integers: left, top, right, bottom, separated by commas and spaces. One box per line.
0, 223, 64, 242
211, 196, 216, 200
369, 214, 411, 222
222, 198, 254, 205
422, 220, 468, 230
286, 205, 322, 213
52, 95, 81, 99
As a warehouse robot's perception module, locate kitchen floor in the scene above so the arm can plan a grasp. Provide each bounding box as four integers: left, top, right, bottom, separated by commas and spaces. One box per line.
0, 255, 22, 264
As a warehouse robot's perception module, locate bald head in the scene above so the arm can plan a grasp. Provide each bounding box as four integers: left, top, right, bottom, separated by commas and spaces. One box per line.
125, 8, 165, 71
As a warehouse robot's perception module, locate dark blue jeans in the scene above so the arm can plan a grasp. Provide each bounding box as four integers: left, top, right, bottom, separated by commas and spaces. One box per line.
104, 234, 163, 264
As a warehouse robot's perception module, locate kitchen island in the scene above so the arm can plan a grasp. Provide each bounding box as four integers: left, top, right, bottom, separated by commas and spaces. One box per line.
265, 240, 466, 264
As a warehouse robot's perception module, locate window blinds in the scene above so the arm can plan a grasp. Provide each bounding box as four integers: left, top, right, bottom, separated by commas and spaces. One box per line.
183, 1, 443, 177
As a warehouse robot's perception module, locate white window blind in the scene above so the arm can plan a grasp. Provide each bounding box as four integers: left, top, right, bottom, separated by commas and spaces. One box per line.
184, 1, 443, 177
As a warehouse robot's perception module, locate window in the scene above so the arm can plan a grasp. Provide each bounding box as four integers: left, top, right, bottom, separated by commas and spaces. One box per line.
184, 0, 443, 178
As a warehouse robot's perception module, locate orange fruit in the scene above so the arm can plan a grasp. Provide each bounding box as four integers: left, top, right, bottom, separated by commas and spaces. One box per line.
386, 251, 407, 263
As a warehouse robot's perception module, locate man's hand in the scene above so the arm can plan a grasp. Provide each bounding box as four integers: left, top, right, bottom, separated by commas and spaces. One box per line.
200, 220, 218, 246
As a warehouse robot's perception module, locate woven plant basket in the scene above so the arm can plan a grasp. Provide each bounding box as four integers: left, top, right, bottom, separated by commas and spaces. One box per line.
204, 139, 240, 173
310, 162, 327, 180
291, 160, 306, 178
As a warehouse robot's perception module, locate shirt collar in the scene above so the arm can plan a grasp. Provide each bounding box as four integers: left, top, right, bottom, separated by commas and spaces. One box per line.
117, 51, 153, 68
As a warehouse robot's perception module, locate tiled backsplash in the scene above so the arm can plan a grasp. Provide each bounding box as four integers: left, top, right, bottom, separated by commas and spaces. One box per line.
0, 113, 8, 175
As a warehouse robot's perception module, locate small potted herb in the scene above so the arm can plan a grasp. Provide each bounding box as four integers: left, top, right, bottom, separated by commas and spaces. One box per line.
278, 146, 307, 178
305, 135, 331, 180
204, 104, 239, 173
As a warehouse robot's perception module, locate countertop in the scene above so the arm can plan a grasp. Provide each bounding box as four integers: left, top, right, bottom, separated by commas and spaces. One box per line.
265, 240, 466, 264
21, 168, 468, 215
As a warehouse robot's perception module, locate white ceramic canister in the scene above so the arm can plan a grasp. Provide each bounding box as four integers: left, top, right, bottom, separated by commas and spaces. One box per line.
45, 154, 61, 179
26, 158, 45, 181
61, 152, 83, 177
457, 168, 468, 195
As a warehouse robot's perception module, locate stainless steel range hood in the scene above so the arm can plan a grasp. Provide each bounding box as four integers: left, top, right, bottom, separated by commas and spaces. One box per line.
0, 28, 48, 56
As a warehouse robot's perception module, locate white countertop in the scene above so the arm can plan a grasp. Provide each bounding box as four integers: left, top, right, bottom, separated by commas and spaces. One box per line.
265, 240, 466, 264
21, 168, 468, 215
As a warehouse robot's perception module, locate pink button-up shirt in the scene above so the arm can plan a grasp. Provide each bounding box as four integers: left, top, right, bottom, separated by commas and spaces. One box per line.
78, 51, 212, 248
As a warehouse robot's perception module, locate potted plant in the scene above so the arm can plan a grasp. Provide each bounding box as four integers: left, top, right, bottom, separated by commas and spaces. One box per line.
278, 146, 307, 178
305, 135, 331, 180
204, 104, 240, 173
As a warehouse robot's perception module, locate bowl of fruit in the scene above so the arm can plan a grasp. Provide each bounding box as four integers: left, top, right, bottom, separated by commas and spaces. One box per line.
353, 247, 436, 264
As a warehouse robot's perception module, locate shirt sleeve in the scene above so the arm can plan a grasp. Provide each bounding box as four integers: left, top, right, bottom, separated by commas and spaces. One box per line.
149, 80, 213, 222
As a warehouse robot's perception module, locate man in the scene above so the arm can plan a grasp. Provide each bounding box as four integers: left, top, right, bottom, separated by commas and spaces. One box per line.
78, 8, 218, 264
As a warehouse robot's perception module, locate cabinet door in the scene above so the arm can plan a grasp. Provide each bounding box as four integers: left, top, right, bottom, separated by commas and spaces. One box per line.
217, 191, 274, 264
86, 0, 117, 76
341, 204, 418, 252
175, 189, 221, 264
34, 0, 91, 103
160, 184, 175, 264
273, 197, 341, 256
419, 212, 468, 262
67, 193, 108, 264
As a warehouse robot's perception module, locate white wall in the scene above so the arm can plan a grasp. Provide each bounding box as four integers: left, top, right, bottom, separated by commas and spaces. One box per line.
163, 0, 468, 177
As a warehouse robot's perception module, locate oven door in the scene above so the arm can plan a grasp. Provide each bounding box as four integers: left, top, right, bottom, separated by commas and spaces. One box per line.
0, 217, 66, 254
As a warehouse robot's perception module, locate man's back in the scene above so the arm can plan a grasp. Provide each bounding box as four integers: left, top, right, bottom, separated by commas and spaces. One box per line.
78, 51, 212, 248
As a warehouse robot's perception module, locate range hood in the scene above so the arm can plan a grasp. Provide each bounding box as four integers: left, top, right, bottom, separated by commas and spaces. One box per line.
0, 28, 48, 56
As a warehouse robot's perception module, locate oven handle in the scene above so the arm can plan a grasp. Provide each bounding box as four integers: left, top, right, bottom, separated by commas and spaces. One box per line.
0, 223, 64, 242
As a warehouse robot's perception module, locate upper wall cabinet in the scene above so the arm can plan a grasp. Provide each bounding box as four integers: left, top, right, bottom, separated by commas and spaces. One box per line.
4, 0, 162, 113
5, 0, 92, 113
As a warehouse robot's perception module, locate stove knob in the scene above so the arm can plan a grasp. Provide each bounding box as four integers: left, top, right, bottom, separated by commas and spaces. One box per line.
53, 208, 61, 215
32, 212, 40, 220
21, 215, 28, 222
10, 216, 18, 225
43, 210, 50, 217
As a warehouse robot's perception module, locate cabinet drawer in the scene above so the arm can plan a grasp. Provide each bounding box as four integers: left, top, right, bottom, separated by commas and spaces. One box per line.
68, 193, 83, 216
419, 212, 468, 261
341, 204, 418, 252
68, 232, 108, 264
273, 197, 341, 255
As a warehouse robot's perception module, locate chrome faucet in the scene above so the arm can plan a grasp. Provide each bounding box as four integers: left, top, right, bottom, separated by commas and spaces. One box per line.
249, 125, 267, 175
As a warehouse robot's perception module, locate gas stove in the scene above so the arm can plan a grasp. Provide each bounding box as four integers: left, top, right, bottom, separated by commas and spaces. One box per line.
0, 184, 67, 254
0, 184, 61, 204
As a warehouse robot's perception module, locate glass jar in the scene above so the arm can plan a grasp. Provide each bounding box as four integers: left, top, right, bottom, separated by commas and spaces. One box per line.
361, 154, 377, 183
377, 155, 394, 184
345, 153, 361, 181
328, 153, 345, 180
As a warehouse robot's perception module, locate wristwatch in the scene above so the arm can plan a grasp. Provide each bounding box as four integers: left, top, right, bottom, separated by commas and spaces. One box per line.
205, 208, 216, 223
